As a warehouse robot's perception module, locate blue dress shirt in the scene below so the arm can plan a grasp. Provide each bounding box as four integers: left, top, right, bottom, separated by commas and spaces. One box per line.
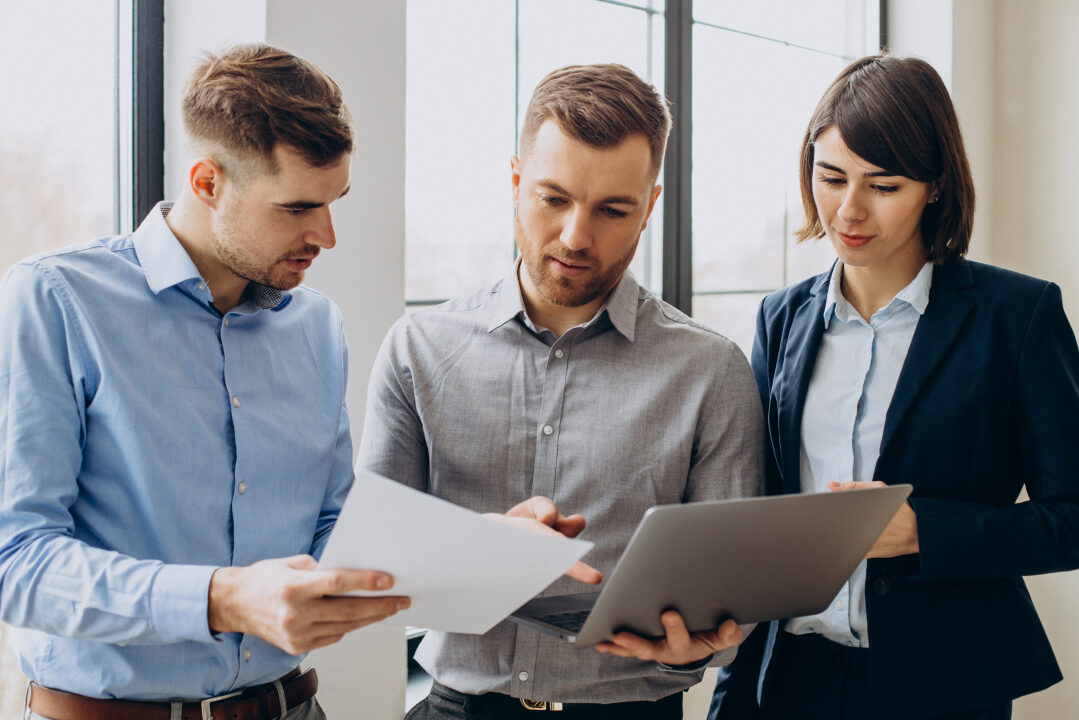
785, 261, 931, 647
0, 203, 353, 699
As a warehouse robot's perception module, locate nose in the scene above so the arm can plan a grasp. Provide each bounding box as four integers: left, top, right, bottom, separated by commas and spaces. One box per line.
308, 208, 337, 250
837, 187, 867, 223
559, 206, 592, 252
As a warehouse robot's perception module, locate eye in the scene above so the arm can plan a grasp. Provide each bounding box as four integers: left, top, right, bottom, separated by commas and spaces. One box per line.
871, 184, 900, 194
816, 174, 845, 187
284, 207, 308, 216
600, 206, 629, 219
540, 195, 566, 208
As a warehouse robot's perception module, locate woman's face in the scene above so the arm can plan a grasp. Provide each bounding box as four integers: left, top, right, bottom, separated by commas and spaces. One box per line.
811, 126, 933, 276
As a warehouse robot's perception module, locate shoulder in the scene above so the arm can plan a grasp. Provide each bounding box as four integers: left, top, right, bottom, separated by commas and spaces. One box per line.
759, 269, 828, 327
942, 260, 1058, 317
2, 235, 138, 307
635, 285, 734, 347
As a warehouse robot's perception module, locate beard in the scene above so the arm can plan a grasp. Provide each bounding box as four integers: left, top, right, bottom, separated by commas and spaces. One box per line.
212, 212, 318, 291
515, 216, 637, 308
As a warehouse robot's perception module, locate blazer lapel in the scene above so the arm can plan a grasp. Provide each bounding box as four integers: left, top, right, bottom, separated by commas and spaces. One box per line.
878, 261, 975, 461
775, 273, 829, 495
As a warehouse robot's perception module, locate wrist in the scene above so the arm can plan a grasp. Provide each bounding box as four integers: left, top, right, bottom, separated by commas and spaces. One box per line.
207, 565, 241, 634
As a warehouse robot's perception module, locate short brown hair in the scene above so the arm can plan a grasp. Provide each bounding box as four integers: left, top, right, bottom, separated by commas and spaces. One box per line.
796, 54, 975, 263
182, 44, 353, 178
519, 64, 671, 178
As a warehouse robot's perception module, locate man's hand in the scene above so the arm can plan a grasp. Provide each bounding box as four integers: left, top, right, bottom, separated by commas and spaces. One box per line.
595, 611, 743, 666
208, 555, 410, 655
485, 496, 602, 585
829, 480, 919, 557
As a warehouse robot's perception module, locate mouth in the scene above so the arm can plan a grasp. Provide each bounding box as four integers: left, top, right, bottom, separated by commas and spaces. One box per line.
835, 231, 873, 249
282, 257, 315, 272
548, 256, 593, 278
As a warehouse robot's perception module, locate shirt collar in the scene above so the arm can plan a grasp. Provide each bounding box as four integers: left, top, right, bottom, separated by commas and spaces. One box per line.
823, 260, 934, 328
133, 201, 291, 312
486, 259, 638, 341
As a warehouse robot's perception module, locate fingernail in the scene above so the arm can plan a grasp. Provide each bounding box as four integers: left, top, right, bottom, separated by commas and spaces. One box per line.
376, 576, 390, 589
398, 598, 411, 610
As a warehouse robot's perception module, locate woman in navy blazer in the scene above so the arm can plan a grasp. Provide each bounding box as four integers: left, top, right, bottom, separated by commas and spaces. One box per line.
709, 55, 1079, 719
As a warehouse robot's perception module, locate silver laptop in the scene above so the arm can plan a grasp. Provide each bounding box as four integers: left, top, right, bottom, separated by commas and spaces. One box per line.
509, 484, 912, 645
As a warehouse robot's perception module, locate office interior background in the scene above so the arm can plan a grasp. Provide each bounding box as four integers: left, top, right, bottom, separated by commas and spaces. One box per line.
1, 0, 1076, 717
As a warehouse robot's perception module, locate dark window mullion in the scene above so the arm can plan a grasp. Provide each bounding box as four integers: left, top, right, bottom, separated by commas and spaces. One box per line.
132, 0, 164, 227
662, 0, 692, 314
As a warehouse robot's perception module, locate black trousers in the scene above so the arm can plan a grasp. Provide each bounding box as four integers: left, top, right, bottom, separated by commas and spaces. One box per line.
760, 632, 1012, 720
405, 681, 683, 720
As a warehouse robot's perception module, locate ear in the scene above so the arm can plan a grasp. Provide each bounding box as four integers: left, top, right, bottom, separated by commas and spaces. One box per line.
510, 155, 522, 207
188, 157, 226, 209
639, 184, 663, 232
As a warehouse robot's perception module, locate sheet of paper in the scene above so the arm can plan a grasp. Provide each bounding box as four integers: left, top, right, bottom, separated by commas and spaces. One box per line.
318, 471, 593, 634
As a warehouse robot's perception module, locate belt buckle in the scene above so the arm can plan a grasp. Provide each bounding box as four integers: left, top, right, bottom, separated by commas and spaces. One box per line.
520, 698, 564, 711
200, 690, 243, 720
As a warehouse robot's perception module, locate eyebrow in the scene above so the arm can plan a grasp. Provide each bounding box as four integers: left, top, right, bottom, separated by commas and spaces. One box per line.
274, 183, 351, 210
815, 161, 896, 179
538, 180, 639, 207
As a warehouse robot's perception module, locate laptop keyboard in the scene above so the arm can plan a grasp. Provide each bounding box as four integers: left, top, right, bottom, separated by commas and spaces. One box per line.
536, 610, 591, 632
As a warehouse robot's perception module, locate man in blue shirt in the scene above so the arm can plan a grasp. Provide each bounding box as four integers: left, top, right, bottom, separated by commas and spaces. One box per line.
0, 44, 408, 720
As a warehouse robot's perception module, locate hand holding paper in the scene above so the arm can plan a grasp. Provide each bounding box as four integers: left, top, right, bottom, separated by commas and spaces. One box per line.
318, 472, 595, 634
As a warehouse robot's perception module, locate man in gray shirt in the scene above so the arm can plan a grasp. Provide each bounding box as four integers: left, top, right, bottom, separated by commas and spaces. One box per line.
359, 64, 763, 719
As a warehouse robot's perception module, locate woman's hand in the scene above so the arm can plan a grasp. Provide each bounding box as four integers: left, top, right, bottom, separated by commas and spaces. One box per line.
829, 480, 919, 557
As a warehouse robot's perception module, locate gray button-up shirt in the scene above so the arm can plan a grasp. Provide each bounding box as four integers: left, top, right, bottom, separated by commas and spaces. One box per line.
358, 264, 763, 703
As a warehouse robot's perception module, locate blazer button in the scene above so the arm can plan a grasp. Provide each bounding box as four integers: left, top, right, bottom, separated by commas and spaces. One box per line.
873, 577, 891, 596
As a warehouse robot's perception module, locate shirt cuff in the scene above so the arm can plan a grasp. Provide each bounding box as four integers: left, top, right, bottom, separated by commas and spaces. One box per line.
658, 653, 715, 673
149, 564, 219, 643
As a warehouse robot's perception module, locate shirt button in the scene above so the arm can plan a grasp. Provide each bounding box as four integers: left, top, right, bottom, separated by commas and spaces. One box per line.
231, 396, 240, 408
542, 425, 553, 436
554, 349, 564, 359
835, 600, 844, 611
197, 282, 207, 292
518, 671, 528, 682
243, 649, 252, 661
223, 317, 230, 327
238, 482, 247, 494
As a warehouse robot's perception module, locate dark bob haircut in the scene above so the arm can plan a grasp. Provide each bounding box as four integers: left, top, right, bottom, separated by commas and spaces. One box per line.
796, 54, 975, 263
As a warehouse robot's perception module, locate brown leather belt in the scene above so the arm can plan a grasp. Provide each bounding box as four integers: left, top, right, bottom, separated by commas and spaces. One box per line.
29, 667, 318, 720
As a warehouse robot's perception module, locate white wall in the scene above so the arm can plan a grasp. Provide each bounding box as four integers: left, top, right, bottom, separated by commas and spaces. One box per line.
893, 1, 1079, 716
983, 3, 1079, 714
164, 2, 407, 717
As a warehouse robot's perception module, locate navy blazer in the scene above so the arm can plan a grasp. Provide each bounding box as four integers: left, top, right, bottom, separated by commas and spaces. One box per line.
710, 260, 1079, 719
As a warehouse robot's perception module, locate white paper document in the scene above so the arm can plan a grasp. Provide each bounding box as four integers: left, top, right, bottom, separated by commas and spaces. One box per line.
318, 471, 593, 634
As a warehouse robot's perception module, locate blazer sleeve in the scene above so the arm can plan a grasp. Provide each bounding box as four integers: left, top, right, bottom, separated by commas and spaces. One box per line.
910, 282, 1079, 580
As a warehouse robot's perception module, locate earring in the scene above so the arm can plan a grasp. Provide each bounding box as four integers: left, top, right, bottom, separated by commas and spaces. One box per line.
930, 193, 942, 204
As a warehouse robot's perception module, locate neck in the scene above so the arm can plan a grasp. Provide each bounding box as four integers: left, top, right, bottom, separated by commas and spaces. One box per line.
518, 266, 611, 338
840, 254, 926, 321
165, 193, 248, 313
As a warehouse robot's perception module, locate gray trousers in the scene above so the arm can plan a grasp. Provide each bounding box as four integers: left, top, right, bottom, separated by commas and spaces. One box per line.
27, 696, 326, 720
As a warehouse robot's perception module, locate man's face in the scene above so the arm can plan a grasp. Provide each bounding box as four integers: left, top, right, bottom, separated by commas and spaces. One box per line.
512, 120, 660, 309
211, 144, 351, 291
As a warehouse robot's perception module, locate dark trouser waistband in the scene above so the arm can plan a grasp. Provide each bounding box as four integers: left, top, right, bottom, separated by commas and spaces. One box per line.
29, 667, 317, 720
431, 681, 682, 718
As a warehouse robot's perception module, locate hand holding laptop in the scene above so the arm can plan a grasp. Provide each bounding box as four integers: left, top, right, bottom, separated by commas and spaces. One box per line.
595, 610, 744, 665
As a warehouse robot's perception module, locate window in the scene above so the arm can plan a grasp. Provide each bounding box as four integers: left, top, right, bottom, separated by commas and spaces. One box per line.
405, 0, 664, 306
405, 0, 881, 352
0, 3, 161, 715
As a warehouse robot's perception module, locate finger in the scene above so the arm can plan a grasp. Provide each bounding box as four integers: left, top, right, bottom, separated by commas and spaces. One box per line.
661, 611, 692, 652
565, 560, 602, 585
553, 513, 587, 538
521, 496, 560, 526
310, 569, 396, 596
715, 618, 743, 647
594, 643, 640, 659
312, 596, 410, 623
606, 632, 660, 660
284, 554, 318, 570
